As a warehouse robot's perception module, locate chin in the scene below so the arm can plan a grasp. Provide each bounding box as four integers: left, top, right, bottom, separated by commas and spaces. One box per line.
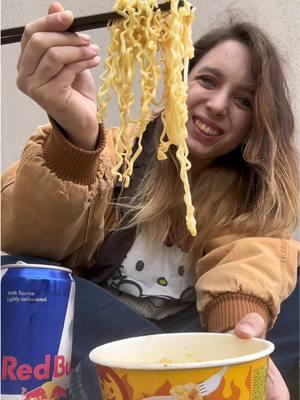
187, 138, 215, 160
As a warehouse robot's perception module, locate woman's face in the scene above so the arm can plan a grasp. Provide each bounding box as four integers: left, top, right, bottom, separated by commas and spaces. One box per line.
186, 39, 254, 165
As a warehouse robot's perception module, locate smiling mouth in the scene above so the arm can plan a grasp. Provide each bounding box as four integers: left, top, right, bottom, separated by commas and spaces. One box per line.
194, 118, 223, 137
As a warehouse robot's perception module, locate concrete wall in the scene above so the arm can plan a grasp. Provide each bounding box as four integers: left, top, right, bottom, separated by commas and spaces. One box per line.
2, 0, 299, 240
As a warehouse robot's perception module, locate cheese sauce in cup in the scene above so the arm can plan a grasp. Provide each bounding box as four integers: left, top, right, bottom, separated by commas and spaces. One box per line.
89, 332, 274, 400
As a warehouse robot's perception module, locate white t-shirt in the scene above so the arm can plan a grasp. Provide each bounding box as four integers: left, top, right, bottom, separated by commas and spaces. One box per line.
107, 230, 196, 319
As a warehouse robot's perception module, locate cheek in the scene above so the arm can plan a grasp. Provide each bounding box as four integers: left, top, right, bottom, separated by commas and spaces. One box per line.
186, 83, 203, 108
186, 92, 194, 111
232, 110, 252, 138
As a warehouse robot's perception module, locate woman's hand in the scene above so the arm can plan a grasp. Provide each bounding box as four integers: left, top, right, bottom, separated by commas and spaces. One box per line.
234, 313, 290, 400
16, 2, 100, 150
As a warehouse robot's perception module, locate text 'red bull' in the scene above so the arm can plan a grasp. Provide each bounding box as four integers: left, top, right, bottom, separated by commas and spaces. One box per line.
1, 355, 71, 381
1, 264, 75, 398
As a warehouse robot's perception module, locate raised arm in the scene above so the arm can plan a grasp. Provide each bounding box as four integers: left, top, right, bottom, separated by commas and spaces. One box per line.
1, 3, 121, 269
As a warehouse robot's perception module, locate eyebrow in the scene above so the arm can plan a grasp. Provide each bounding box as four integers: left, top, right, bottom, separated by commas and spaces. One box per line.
195, 66, 256, 93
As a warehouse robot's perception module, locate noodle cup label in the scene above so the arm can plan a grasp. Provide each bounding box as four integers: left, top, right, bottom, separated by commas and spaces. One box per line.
89, 333, 274, 400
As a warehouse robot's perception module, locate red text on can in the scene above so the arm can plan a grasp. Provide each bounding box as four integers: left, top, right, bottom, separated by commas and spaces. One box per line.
1, 355, 71, 381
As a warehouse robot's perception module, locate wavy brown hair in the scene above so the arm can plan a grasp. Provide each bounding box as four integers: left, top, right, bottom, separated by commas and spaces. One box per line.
118, 20, 299, 254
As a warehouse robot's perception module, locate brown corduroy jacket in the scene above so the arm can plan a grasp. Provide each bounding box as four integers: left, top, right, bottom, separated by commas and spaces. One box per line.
1, 121, 299, 332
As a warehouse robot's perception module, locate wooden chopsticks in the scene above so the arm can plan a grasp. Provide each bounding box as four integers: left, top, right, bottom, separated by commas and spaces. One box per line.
1, 1, 184, 45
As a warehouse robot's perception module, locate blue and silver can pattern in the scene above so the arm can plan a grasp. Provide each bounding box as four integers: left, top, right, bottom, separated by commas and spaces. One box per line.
1, 263, 75, 400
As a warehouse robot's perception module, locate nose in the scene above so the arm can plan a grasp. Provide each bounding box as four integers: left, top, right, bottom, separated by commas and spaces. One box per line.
206, 90, 229, 116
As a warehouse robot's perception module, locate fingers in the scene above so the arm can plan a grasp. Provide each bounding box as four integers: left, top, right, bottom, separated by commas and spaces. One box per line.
267, 358, 290, 399
34, 44, 99, 83
17, 44, 99, 98
15, 2, 100, 134
16, 4, 100, 99
234, 313, 266, 339
233, 314, 290, 399
18, 32, 92, 76
48, 2, 64, 14
36, 57, 100, 100
21, 9, 74, 53
17, 9, 75, 72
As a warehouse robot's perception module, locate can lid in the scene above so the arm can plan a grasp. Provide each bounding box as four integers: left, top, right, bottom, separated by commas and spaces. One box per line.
1, 262, 72, 273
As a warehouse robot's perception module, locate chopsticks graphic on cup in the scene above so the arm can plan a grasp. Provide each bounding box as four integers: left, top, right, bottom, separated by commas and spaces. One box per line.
1, 0, 185, 45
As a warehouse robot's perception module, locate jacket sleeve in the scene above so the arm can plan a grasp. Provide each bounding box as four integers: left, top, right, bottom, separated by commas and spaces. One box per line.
195, 234, 299, 332
1, 121, 117, 270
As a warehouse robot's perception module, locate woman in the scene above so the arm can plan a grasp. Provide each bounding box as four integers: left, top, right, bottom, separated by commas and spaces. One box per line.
2, 2, 299, 399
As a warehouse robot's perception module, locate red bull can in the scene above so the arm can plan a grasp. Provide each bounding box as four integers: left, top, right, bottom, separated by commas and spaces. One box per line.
1, 263, 75, 399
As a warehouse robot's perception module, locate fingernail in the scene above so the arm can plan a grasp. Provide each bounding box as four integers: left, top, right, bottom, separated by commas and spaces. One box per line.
77, 33, 91, 42
238, 323, 255, 336
90, 44, 99, 52
58, 10, 73, 23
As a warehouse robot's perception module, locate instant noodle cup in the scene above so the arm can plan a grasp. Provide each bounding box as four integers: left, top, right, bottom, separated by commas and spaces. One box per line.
89, 332, 274, 400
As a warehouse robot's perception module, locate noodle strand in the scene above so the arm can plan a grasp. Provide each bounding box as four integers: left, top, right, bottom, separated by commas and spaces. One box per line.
97, 0, 197, 236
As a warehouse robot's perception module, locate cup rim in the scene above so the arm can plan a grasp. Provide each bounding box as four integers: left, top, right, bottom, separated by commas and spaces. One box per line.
1, 263, 72, 273
89, 332, 274, 370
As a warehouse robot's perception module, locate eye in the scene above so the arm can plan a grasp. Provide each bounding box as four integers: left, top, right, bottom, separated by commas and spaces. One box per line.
196, 75, 216, 89
234, 95, 252, 110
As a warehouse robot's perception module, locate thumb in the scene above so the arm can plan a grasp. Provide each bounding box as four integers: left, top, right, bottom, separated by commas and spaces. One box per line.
47, 2, 74, 30
234, 313, 266, 339
48, 2, 65, 14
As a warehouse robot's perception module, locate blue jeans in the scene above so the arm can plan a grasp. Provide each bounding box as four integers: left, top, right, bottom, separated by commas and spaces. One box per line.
1, 255, 299, 399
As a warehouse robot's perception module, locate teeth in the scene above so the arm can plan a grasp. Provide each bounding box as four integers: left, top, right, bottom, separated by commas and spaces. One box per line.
194, 119, 221, 136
